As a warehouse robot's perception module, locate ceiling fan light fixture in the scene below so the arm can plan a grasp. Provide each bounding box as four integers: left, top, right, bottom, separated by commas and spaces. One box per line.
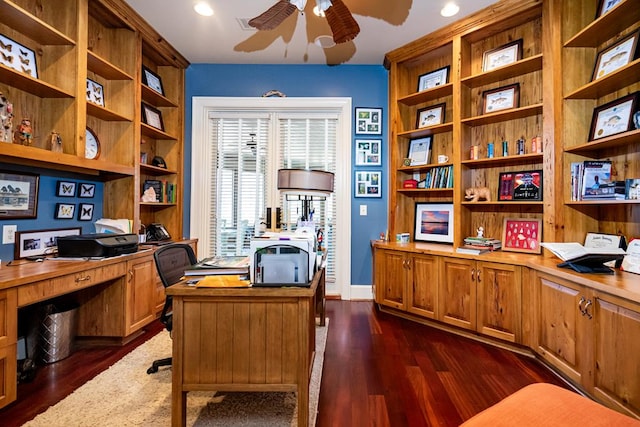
314, 0, 332, 16
325, 0, 360, 44
193, 1, 214, 17
314, 35, 336, 48
440, 2, 460, 17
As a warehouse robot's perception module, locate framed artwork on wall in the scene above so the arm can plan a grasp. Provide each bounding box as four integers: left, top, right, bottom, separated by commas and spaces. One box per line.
86, 78, 104, 107
78, 183, 96, 198
417, 66, 449, 92
414, 203, 454, 244
502, 218, 542, 254
56, 181, 76, 197
355, 107, 382, 135
355, 139, 381, 166
0, 171, 39, 219
497, 170, 543, 201
482, 83, 520, 114
78, 203, 94, 221
592, 30, 640, 81
354, 170, 381, 198
416, 103, 445, 128
54, 203, 75, 219
142, 65, 165, 96
13, 227, 81, 259
0, 34, 38, 78
142, 103, 165, 131
588, 92, 639, 140
482, 39, 523, 72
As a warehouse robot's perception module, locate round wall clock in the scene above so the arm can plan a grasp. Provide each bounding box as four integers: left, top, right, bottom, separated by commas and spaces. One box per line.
85, 127, 101, 160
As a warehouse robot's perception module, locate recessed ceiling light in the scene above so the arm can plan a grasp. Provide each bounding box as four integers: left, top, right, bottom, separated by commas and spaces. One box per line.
194, 1, 214, 17
441, 2, 460, 17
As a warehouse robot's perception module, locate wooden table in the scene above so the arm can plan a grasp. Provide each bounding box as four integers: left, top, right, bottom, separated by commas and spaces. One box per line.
166, 268, 323, 427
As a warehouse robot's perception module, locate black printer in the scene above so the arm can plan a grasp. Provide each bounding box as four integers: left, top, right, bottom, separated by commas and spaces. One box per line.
56, 233, 139, 258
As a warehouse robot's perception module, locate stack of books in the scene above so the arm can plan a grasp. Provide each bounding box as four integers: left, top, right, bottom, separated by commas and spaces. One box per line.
184, 255, 250, 282
570, 160, 625, 201
456, 237, 502, 255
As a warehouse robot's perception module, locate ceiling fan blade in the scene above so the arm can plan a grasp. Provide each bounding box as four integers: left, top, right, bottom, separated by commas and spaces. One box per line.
248, 0, 297, 31
325, 0, 360, 44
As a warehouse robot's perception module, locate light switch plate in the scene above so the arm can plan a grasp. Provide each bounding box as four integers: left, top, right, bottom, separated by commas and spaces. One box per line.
3, 225, 17, 244
359, 205, 367, 216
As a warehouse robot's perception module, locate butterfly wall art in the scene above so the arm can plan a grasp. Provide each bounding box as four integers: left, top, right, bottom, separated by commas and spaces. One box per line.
86, 79, 105, 107
0, 34, 37, 78
78, 183, 96, 198
56, 181, 77, 197
55, 203, 75, 219
78, 203, 94, 221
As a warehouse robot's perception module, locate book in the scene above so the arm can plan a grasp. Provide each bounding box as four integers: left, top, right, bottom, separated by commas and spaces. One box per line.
540, 242, 626, 262
184, 255, 250, 276
463, 237, 502, 249
456, 245, 491, 255
580, 160, 612, 199
192, 275, 251, 288
143, 180, 163, 202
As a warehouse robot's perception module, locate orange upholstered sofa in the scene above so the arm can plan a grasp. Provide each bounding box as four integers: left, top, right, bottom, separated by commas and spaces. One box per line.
461, 383, 639, 426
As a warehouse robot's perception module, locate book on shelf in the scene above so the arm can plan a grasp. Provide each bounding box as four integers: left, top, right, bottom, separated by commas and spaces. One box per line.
184, 255, 250, 276
540, 242, 626, 262
456, 245, 492, 255
463, 237, 502, 249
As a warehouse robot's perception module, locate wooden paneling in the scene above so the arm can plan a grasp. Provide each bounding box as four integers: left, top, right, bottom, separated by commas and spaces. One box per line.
440, 257, 476, 330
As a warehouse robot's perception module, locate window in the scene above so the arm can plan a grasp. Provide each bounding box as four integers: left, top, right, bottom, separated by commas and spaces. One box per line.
191, 97, 351, 297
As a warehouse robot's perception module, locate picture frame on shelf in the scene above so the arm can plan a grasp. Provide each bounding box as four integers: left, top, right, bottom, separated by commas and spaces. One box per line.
414, 203, 454, 244
78, 203, 94, 221
0, 171, 39, 219
497, 170, 543, 201
354, 170, 382, 198
355, 107, 382, 135
140, 152, 148, 164
142, 103, 165, 131
592, 30, 640, 81
54, 203, 75, 220
588, 92, 639, 141
86, 78, 104, 107
78, 183, 96, 198
596, 0, 622, 18
502, 218, 542, 254
13, 227, 81, 259
0, 34, 38, 79
482, 83, 520, 114
56, 181, 76, 197
355, 139, 381, 166
416, 103, 445, 128
417, 66, 449, 92
407, 136, 432, 166
142, 65, 165, 96
482, 39, 523, 72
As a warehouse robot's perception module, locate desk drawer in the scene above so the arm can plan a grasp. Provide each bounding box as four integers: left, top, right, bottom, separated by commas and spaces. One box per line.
17, 263, 126, 307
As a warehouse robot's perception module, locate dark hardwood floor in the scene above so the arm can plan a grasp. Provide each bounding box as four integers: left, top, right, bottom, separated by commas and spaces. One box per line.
1, 300, 569, 426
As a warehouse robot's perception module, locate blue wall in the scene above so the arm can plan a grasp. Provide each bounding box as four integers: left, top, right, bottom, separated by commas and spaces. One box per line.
184, 64, 388, 286
0, 164, 104, 261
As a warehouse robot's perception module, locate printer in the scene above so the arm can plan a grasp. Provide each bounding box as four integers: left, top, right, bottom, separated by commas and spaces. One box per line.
57, 233, 139, 258
250, 229, 316, 286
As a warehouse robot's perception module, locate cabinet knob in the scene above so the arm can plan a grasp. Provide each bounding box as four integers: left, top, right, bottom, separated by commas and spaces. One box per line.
583, 299, 593, 319
476, 269, 481, 282
471, 268, 476, 282
578, 296, 586, 315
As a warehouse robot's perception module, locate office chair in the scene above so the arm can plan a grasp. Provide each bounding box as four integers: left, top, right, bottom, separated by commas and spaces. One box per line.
147, 243, 197, 374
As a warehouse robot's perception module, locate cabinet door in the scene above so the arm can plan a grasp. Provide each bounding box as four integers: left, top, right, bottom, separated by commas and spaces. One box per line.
440, 258, 476, 330
407, 254, 439, 319
533, 272, 591, 386
0, 289, 17, 409
591, 293, 640, 418
374, 249, 406, 309
126, 256, 155, 334
476, 262, 521, 343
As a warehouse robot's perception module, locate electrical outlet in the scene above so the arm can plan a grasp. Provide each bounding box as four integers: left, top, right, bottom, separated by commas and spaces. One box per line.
3, 225, 17, 244
359, 205, 367, 216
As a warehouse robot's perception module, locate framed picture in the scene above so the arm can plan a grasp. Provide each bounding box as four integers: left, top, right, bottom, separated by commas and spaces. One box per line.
596, 0, 622, 18
482, 83, 520, 114
56, 181, 76, 197
78, 183, 96, 198
141, 103, 165, 131
592, 31, 640, 81
86, 78, 104, 107
416, 103, 445, 128
482, 39, 523, 72
13, 227, 81, 259
502, 218, 542, 254
142, 65, 164, 96
0, 171, 39, 219
407, 136, 432, 166
355, 139, 382, 166
78, 203, 94, 221
417, 66, 449, 92
588, 92, 639, 141
414, 203, 454, 244
0, 34, 38, 79
140, 152, 148, 164
54, 203, 75, 219
497, 170, 543, 201
354, 170, 382, 198
355, 107, 382, 135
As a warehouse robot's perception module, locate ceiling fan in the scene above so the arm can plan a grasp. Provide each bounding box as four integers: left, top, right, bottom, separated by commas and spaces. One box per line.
249, 0, 360, 44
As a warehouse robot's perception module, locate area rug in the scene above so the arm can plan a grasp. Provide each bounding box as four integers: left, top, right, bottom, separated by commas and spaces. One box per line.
23, 320, 328, 427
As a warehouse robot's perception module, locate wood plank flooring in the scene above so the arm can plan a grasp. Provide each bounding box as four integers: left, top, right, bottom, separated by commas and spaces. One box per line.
1, 300, 569, 426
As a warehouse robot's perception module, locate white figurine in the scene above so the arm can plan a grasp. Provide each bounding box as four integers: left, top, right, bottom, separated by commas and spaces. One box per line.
477, 226, 484, 238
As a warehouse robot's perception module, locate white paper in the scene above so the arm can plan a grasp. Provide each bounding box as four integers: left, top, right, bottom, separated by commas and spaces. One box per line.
541, 242, 626, 262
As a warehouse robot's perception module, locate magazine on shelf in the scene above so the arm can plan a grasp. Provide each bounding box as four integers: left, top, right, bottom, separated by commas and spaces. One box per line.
580, 160, 612, 198
184, 255, 250, 276
456, 245, 492, 255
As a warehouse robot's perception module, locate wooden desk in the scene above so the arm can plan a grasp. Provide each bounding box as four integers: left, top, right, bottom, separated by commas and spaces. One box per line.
166, 269, 323, 427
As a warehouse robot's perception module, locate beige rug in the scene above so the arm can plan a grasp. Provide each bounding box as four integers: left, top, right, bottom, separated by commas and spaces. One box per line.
24, 320, 328, 427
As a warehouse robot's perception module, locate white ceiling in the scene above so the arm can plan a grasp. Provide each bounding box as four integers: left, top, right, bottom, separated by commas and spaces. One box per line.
125, 0, 497, 65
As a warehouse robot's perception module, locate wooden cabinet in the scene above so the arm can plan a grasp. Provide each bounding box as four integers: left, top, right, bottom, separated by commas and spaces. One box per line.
374, 248, 438, 319
0, 289, 17, 409
440, 258, 521, 342
532, 270, 640, 418
0, 0, 188, 240
124, 255, 155, 335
